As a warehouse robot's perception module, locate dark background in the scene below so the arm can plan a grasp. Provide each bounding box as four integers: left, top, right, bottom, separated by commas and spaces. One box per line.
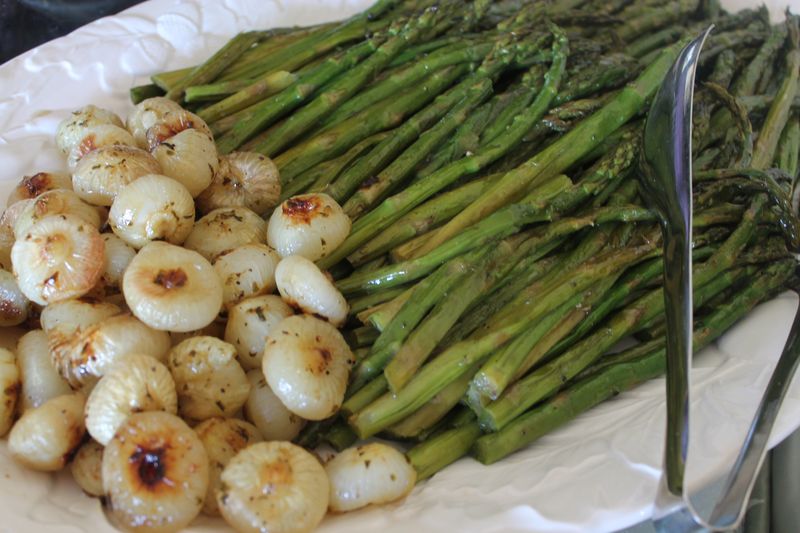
0, 0, 144, 64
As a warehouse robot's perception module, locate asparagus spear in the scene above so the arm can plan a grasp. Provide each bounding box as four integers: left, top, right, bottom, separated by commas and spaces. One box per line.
186, 71, 295, 104
165, 31, 266, 101
386, 36, 465, 68
731, 21, 787, 97
318, 40, 496, 130
775, 113, 799, 181
473, 259, 795, 464
285, 132, 390, 199
751, 15, 800, 169
470, 274, 618, 406
342, 375, 389, 416
348, 244, 491, 393
349, 243, 656, 438
348, 172, 505, 265
348, 286, 407, 317
440, 247, 565, 346
408, 38, 684, 260
553, 53, 641, 105
704, 81, 753, 168
381, 197, 572, 392
344, 326, 380, 349
274, 63, 471, 184
338, 65, 519, 218
474, 65, 545, 145
615, 1, 696, 42
385, 360, 482, 439
625, 26, 685, 57
316, 34, 552, 205
130, 84, 164, 104
478, 194, 768, 431
198, 2, 402, 121
550, 248, 716, 356
213, 39, 381, 152
338, 133, 641, 295
408, 422, 482, 480
336, 173, 630, 295
318, 25, 570, 269
250, 6, 454, 157
216, 23, 336, 81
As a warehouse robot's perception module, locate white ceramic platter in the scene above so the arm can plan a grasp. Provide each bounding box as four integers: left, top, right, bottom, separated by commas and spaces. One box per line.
0, 1, 799, 531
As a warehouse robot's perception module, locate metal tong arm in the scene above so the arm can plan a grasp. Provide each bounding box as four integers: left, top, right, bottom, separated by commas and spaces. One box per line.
640, 26, 800, 531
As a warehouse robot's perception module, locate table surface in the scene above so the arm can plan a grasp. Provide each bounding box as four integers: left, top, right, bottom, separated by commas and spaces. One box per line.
0, 0, 143, 65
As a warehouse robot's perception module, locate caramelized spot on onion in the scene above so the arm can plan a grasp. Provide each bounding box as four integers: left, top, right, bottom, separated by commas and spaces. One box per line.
282, 196, 322, 225
21, 173, 51, 199
258, 450, 293, 490
129, 445, 173, 490
153, 269, 188, 289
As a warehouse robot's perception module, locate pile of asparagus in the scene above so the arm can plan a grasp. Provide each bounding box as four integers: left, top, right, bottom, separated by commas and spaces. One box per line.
139, 0, 800, 482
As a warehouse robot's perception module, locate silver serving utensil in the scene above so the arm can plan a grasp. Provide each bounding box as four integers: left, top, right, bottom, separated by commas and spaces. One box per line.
640, 26, 800, 531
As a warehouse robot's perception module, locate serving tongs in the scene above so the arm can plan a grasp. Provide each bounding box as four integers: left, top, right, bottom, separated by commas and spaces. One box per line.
639, 27, 800, 531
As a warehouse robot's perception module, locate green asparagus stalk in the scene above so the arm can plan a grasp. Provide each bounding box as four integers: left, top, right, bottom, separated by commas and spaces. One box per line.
550, 248, 716, 356
751, 15, 800, 169
185, 79, 254, 103
318, 25, 570, 269
200, 3, 401, 121
186, 70, 295, 104
553, 53, 641, 105
349, 243, 655, 438
731, 21, 787, 97
386, 36, 465, 68
474, 65, 546, 145
440, 248, 565, 347
130, 84, 164, 104
338, 76, 509, 217
471, 275, 617, 405
319, 41, 496, 130
615, 1, 696, 42
360, 288, 413, 331
275, 63, 470, 185
381, 209, 572, 393
165, 31, 266, 101
348, 286, 407, 317
284, 132, 390, 199
338, 147, 643, 295
250, 7, 453, 157
625, 26, 684, 57
480, 222, 652, 334
478, 195, 768, 431
348, 172, 505, 265
473, 259, 795, 464
213, 39, 380, 151
216, 23, 336, 81
775, 113, 799, 180
385, 361, 482, 439
410, 261, 760, 476
318, 35, 551, 206
342, 375, 389, 416
703, 81, 753, 168
409, 38, 684, 259
349, 308, 536, 438
693, 50, 737, 147
408, 422, 482, 480
344, 326, 380, 349
348, 244, 493, 393
151, 67, 193, 92
336, 176, 604, 294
